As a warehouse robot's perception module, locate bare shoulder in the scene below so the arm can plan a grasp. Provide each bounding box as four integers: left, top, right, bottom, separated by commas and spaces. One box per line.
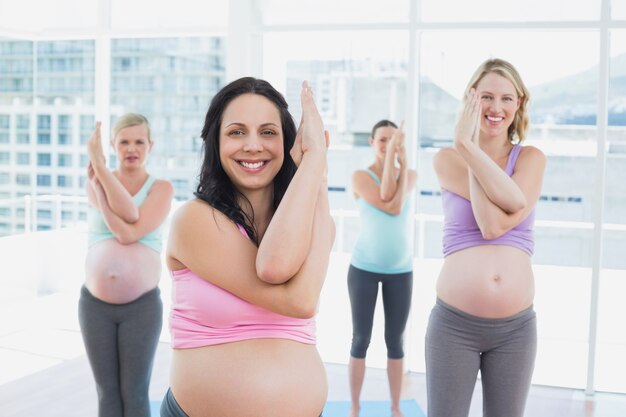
172, 198, 214, 227
147, 178, 174, 200
352, 169, 377, 196
167, 199, 254, 273
433, 146, 464, 174
352, 169, 372, 182
153, 178, 174, 193
516, 145, 546, 174
171, 199, 236, 236
518, 145, 546, 162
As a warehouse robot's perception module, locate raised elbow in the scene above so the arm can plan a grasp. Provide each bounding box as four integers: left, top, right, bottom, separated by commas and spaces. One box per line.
115, 231, 138, 245
288, 298, 318, 319
256, 262, 293, 285
379, 191, 393, 202
127, 215, 140, 224
507, 198, 527, 214
114, 205, 139, 224
380, 203, 401, 216
480, 226, 505, 240
124, 211, 140, 224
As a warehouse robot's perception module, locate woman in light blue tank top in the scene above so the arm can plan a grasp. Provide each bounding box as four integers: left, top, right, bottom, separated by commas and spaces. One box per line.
347, 120, 417, 417
79, 113, 174, 417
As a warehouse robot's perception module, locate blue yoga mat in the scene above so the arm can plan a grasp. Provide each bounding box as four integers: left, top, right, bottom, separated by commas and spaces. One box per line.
150, 400, 161, 416
150, 399, 425, 416
323, 400, 425, 417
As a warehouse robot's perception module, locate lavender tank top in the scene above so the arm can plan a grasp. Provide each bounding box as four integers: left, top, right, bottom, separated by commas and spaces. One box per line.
441, 144, 535, 256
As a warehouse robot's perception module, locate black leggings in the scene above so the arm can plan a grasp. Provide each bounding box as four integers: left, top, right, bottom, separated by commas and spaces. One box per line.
347, 265, 413, 359
78, 285, 163, 417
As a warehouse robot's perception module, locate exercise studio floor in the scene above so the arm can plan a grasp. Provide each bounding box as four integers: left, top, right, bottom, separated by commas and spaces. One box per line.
1, 293, 626, 417
2, 342, 626, 417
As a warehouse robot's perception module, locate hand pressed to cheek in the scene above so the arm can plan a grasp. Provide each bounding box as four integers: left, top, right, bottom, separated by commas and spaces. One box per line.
455, 89, 481, 145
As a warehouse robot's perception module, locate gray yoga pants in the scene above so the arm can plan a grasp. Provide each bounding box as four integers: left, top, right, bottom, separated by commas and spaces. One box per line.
425, 298, 537, 417
347, 264, 413, 359
78, 285, 163, 417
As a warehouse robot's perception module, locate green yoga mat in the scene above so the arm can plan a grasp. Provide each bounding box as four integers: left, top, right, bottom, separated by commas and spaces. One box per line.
323, 400, 425, 417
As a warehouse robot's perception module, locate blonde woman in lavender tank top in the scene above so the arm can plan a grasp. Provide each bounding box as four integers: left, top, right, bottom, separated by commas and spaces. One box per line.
162, 78, 334, 417
425, 59, 546, 417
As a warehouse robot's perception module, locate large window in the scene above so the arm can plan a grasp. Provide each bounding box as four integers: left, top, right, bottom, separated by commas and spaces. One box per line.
264, 29, 410, 368
420, 0, 600, 21
110, 37, 226, 199
260, 0, 409, 24
259, 0, 625, 395
0, 0, 625, 397
595, 29, 626, 394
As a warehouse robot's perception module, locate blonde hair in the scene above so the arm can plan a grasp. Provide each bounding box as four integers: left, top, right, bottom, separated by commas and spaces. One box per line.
464, 58, 530, 143
111, 113, 151, 142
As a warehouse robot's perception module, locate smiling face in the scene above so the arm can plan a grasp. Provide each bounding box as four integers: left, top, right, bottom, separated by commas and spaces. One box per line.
112, 123, 152, 169
475, 72, 521, 141
219, 93, 284, 194
369, 125, 395, 161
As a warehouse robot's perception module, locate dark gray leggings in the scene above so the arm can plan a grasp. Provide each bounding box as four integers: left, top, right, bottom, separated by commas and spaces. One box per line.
160, 388, 189, 417
347, 265, 413, 359
78, 285, 163, 417
425, 298, 537, 417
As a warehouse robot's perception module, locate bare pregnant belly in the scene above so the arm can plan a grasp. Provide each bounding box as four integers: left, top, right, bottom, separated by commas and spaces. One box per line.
171, 339, 328, 417
85, 239, 161, 304
436, 245, 535, 318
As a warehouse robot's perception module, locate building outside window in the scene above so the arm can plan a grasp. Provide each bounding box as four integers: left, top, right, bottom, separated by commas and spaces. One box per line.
36, 174, 51, 187
16, 152, 30, 165
37, 153, 51, 166
15, 174, 30, 185
57, 175, 72, 188
57, 153, 72, 167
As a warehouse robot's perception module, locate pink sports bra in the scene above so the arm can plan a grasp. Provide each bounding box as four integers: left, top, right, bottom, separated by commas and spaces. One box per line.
168, 224, 316, 349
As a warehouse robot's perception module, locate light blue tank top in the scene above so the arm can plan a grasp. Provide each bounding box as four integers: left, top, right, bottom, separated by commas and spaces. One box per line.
350, 169, 413, 274
87, 175, 163, 252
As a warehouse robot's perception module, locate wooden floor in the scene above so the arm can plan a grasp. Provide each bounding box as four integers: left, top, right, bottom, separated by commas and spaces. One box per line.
2, 341, 626, 417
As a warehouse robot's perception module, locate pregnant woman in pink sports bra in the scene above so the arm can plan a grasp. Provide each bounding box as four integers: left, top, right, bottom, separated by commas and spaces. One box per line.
160, 78, 334, 417
425, 58, 546, 417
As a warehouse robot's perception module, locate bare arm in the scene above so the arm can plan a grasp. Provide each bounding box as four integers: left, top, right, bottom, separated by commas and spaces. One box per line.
168, 194, 335, 319
353, 146, 416, 216
457, 140, 527, 214
91, 163, 140, 223
379, 123, 404, 201
86, 122, 139, 222
469, 146, 545, 239
282, 181, 335, 315
91, 179, 174, 244
454, 89, 526, 213
256, 81, 328, 284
